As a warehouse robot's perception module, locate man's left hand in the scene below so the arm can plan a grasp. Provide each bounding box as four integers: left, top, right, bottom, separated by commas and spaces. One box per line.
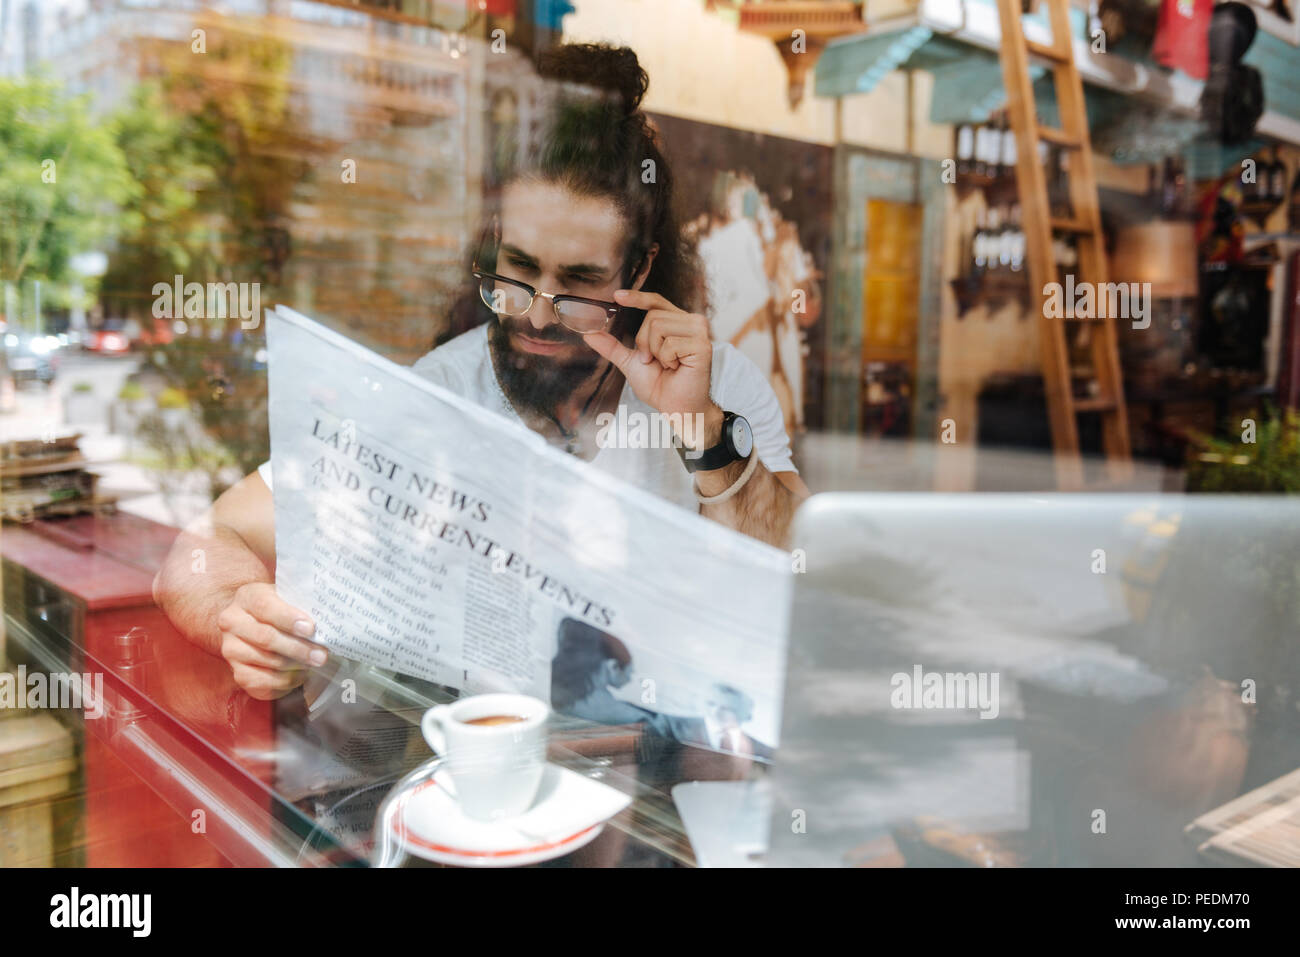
582, 289, 721, 449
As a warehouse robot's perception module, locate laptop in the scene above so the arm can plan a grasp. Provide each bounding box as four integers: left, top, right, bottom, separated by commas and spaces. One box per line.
765, 493, 1300, 867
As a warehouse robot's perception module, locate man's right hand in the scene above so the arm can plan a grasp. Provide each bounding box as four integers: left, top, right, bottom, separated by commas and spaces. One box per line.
216, 582, 328, 700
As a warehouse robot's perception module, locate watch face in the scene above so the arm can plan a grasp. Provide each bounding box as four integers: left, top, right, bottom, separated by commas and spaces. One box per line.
729, 415, 753, 459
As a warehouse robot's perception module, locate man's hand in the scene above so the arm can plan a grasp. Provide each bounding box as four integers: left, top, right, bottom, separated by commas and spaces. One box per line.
583, 289, 720, 447
215, 582, 327, 700
579, 289, 809, 546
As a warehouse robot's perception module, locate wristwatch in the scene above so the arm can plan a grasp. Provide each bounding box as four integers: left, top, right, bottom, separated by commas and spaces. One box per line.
678, 411, 753, 473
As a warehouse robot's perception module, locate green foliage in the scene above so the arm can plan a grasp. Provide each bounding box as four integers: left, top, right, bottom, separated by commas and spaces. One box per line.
4, 18, 305, 497
156, 386, 190, 410
143, 334, 268, 492
0, 76, 138, 301
156, 13, 302, 287
1186, 406, 1300, 493
132, 406, 241, 527
117, 380, 147, 401
101, 82, 221, 316
122, 15, 305, 490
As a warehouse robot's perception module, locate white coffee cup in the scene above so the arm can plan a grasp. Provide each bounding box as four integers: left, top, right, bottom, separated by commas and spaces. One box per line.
421, 693, 549, 821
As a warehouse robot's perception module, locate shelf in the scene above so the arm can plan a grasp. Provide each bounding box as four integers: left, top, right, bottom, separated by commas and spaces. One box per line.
954, 169, 1021, 204
950, 272, 1029, 315
820, 0, 1300, 147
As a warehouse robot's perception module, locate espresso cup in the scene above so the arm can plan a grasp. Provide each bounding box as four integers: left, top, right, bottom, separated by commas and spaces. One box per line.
421, 693, 549, 821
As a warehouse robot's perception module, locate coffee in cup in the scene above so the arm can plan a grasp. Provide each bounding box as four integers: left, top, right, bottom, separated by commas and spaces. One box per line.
463, 714, 528, 727
421, 693, 548, 821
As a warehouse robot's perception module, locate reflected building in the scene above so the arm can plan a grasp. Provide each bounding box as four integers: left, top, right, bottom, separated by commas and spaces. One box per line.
37, 0, 563, 360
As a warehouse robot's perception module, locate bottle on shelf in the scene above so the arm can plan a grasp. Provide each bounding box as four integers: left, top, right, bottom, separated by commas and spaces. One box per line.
997, 205, 1014, 273
956, 122, 975, 176
1052, 235, 1078, 275
979, 122, 999, 179
1008, 204, 1025, 274
1000, 117, 1018, 180
988, 206, 1006, 274
991, 114, 1006, 179
972, 208, 989, 277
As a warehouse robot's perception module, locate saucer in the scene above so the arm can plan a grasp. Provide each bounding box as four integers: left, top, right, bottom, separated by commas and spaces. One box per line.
391, 763, 632, 867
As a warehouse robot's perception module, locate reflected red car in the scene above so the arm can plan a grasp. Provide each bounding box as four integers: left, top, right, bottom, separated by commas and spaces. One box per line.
85, 318, 174, 354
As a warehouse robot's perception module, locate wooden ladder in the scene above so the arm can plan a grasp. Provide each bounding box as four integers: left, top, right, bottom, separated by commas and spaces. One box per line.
994, 0, 1132, 489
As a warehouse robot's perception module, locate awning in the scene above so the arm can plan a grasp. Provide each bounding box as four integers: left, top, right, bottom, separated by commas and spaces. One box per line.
813, 0, 1300, 164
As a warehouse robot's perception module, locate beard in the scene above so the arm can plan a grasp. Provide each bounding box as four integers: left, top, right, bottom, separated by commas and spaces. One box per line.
487, 315, 609, 417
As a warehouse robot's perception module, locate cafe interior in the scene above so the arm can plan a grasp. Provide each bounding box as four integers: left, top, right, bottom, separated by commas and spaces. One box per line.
1, 0, 1299, 869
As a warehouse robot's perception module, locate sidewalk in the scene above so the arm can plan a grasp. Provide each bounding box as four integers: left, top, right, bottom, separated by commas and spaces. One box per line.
1, 358, 213, 530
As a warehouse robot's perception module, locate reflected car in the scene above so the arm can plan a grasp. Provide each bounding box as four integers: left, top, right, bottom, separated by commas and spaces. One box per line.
2, 331, 59, 385
84, 319, 133, 354
86, 318, 174, 353
0, 350, 16, 411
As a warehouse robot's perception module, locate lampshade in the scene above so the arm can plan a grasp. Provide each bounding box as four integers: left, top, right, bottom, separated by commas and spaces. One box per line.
1110, 221, 1199, 298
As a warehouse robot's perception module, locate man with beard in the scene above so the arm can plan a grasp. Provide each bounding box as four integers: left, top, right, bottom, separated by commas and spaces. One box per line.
154, 43, 809, 701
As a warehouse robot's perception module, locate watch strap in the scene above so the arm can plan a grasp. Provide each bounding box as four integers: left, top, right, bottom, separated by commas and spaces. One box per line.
679, 411, 744, 473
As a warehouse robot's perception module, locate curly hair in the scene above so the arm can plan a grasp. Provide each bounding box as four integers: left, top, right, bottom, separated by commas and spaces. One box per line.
438, 43, 702, 346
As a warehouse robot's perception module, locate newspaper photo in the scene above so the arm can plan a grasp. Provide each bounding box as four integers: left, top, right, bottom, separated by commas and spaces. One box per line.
266, 306, 792, 758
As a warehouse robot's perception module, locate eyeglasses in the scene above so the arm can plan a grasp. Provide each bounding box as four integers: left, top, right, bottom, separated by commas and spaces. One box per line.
473, 270, 620, 335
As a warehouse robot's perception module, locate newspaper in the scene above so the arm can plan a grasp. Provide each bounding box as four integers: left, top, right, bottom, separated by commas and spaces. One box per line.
266, 306, 791, 758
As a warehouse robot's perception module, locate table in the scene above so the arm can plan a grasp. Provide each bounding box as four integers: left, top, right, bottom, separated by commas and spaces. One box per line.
3, 511, 759, 867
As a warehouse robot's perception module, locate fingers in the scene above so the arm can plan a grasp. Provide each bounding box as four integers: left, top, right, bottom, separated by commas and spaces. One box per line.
221, 584, 328, 667
582, 330, 639, 372
613, 288, 676, 313
237, 581, 315, 639
587, 303, 711, 391
657, 335, 707, 371
634, 311, 700, 365
221, 604, 328, 667
636, 310, 710, 371
218, 602, 316, 700
220, 631, 300, 671
229, 660, 306, 700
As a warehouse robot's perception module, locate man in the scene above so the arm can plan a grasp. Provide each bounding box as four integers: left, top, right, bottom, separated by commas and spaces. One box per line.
153, 43, 809, 701
652, 683, 775, 762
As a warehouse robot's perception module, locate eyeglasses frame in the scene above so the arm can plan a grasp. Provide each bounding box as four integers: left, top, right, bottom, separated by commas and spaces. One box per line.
472, 268, 622, 334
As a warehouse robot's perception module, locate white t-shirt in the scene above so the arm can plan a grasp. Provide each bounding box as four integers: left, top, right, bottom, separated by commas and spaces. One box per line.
258, 323, 796, 513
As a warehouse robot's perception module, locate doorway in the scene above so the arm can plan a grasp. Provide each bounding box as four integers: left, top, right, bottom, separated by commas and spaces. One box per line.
860, 198, 922, 437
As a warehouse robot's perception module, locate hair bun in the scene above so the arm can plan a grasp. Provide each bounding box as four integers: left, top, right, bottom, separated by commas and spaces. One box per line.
537, 43, 648, 115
